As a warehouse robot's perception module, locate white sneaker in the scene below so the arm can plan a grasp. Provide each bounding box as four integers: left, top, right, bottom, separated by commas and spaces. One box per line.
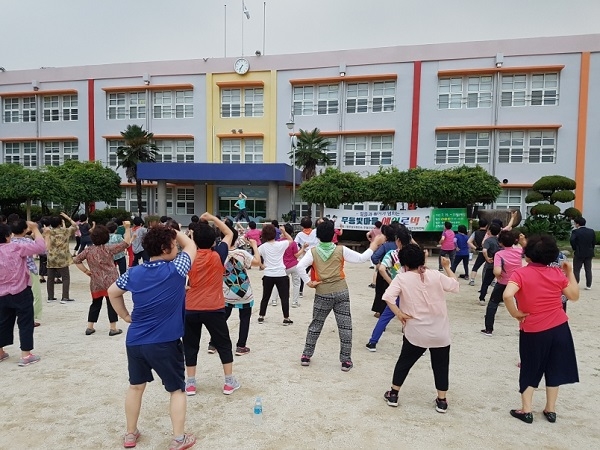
271, 300, 278, 306
292, 302, 299, 308
585, 286, 592, 290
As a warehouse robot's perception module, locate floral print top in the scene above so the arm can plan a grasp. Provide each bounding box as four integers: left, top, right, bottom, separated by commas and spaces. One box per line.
74, 242, 129, 298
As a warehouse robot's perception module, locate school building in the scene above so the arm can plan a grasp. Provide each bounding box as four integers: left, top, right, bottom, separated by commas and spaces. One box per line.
1, 34, 599, 226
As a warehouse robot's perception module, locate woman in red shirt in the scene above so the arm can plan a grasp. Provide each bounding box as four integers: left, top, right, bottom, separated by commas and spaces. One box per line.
503, 234, 580, 424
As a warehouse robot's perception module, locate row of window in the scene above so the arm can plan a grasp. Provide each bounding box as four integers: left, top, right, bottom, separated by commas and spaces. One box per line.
108, 187, 196, 215
435, 130, 557, 165
3, 95, 78, 123
3, 141, 78, 166
108, 90, 193, 120
438, 73, 559, 109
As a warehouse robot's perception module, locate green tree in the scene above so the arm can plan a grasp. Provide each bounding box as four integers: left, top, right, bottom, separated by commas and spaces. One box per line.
48, 160, 122, 215
117, 125, 158, 216
298, 168, 367, 217
524, 175, 578, 239
289, 128, 331, 216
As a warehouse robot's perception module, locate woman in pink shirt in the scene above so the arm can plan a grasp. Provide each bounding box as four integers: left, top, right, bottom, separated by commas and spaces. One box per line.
381, 244, 459, 412
502, 234, 579, 424
270, 223, 307, 308
438, 221, 456, 271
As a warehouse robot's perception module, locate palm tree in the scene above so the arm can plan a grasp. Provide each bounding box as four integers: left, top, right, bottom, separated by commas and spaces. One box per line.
117, 125, 159, 217
289, 128, 331, 217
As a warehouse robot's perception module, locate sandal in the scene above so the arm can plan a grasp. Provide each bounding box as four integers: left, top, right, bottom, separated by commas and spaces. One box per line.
510, 409, 533, 424
543, 410, 557, 423
123, 429, 141, 448
109, 329, 123, 336
169, 433, 196, 450
0, 352, 9, 362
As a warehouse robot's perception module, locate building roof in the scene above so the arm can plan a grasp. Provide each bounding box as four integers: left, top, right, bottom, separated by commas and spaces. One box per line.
137, 162, 302, 185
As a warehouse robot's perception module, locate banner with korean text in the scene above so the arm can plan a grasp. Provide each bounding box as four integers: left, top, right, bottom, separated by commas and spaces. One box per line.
323, 207, 468, 232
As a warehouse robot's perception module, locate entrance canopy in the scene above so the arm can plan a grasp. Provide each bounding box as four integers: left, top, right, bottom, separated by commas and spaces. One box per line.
137, 162, 302, 185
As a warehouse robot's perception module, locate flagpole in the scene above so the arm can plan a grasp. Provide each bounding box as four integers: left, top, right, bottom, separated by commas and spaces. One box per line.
262, 2, 266, 55
241, 0, 244, 56
224, 4, 227, 57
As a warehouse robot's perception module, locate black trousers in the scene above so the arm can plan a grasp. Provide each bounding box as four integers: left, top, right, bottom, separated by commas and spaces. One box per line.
479, 265, 495, 301
0, 287, 35, 351
573, 255, 593, 288
484, 283, 507, 331
234, 208, 250, 222
131, 250, 149, 267
88, 296, 118, 324
183, 310, 233, 367
451, 254, 470, 277
392, 336, 450, 391
471, 252, 486, 273
259, 276, 290, 318
371, 272, 389, 314
225, 304, 252, 347
38, 254, 48, 277
115, 257, 127, 275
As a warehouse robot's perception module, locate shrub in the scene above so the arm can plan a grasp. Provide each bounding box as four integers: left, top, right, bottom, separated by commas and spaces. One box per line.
596, 231, 600, 245
89, 208, 132, 225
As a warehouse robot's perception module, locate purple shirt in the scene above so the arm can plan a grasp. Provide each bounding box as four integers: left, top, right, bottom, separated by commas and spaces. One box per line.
0, 237, 46, 296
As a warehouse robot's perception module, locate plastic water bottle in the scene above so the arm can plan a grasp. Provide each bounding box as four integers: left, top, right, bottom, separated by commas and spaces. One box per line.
253, 397, 263, 425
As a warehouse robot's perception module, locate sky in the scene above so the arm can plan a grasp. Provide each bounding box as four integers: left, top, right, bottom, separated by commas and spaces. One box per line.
1, 0, 599, 70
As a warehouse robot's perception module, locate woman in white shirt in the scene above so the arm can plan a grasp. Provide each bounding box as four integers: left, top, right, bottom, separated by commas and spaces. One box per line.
257, 224, 294, 325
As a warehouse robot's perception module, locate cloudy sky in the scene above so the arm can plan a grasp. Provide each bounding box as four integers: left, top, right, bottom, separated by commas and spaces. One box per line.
1, 0, 599, 70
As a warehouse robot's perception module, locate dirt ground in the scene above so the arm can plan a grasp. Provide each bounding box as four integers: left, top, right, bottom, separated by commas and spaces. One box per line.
1, 256, 598, 449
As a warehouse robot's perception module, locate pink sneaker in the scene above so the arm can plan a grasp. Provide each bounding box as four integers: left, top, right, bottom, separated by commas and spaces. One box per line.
185, 381, 196, 396
0, 352, 9, 362
223, 377, 241, 395
18, 354, 40, 366
169, 433, 196, 450
123, 429, 141, 448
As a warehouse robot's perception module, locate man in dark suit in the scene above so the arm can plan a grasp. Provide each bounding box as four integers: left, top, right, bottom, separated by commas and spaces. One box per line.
570, 216, 596, 290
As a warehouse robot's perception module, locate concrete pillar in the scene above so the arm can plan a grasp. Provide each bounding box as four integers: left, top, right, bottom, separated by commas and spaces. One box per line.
157, 180, 167, 216
194, 184, 207, 215
267, 182, 279, 221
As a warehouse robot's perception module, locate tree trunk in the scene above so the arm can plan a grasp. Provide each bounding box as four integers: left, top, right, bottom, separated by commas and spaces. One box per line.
136, 178, 143, 217
319, 203, 325, 218
307, 202, 313, 218
26, 199, 31, 221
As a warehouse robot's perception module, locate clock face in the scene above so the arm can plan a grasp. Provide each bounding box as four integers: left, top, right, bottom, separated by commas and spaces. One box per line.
234, 58, 250, 75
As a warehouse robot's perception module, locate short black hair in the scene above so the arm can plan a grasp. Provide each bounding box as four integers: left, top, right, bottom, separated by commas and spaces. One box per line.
230, 227, 238, 245
91, 225, 110, 245
224, 217, 233, 228
7, 213, 20, 223
49, 216, 62, 228
79, 214, 87, 222
574, 217, 586, 226
106, 221, 117, 233
524, 234, 559, 265
133, 217, 144, 227
444, 221, 452, 230
261, 224, 277, 242
114, 218, 123, 226
498, 229, 518, 247
478, 218, 488, 228
0, 224, 11, 243
248, 221, 257, 229
457, 224, 467, 234
382, 225, 396, 242
374, 221, 382, 228
190, 222, 216, 249
284, 223, 294, 235
316, 220, 335, 243
488, 223, 501, 236
300, 217, 312, 229
395, 225, 412, 247
10, 219, 28, 235
191, 215, 200, 223
143, 226, 177, 257
160, 216, 169, 223
165, 219, 180, 231
399, 243, 425, 270
271, 219, 279, 228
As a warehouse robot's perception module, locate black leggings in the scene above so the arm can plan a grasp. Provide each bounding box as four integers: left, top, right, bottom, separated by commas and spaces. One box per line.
479, 265, 495, 301
392, 336, 450, 391
225, 305, 252, 347
183, 310, 233, 367
88, 296, 118, 323
451, 254, 470, 277
471, 252, 485, 273
259, 276, 290, 318
371, 272, 389, 314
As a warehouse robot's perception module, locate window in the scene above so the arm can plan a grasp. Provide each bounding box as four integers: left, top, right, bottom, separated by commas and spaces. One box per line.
153, 90, 193, 119
43, 141, 78, 166
527, 131, 556, 163
343, 135, 393, 166
176, 188, 195, 215
346, 81, 396, 113
466, 76, 492, 108
5, 142, 39, 167
293, 86, 314, 116
4, 142, 21, 163
3, 96, 39, 123
324, 138, 338, 166
106, 92, 147, 119
176, 140, 194, 163
243, 88, 264, 117
108, 187, 149, 213
41, 94, 77, 121
221, 138, 263, 163
62, 95, 78, 120
495, 188, 524, 210
154, 187, 174, 214
107, 140, 124, 167
317, 84, 339, 115
436, 132, 491, 165
23, 142, 37, 167
372, 81, 396, 112
498, 130, 556, 164
346, 83, 369, 114
243, 139, 263, 163
501, 73, 559, 107
218, 197, 267, 219
3, 98, 20, 123
221, 89, 241, 118
438, 77, 463, 109
156, 141, 175, 162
